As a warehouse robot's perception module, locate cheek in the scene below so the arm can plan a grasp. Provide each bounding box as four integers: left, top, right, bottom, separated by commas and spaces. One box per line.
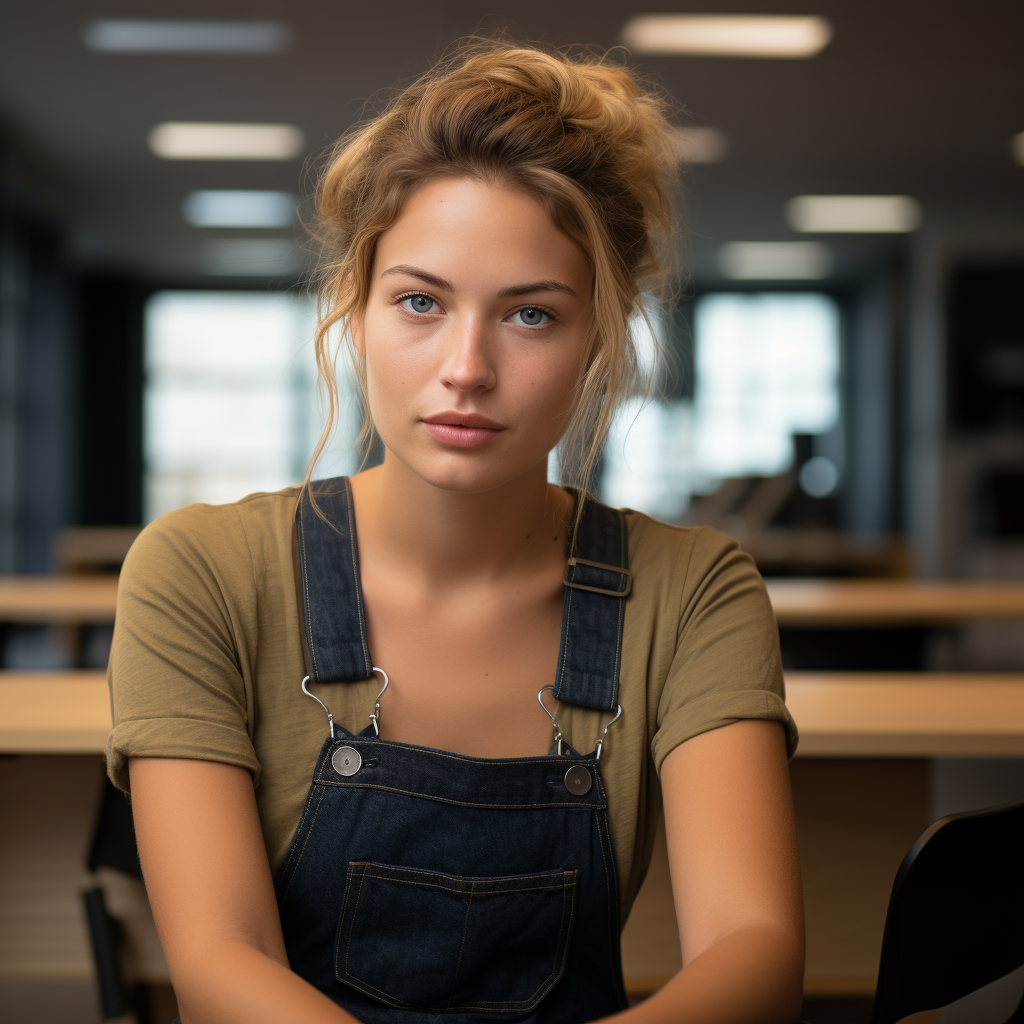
513, 346, 583, 430
361, 313, 423, 410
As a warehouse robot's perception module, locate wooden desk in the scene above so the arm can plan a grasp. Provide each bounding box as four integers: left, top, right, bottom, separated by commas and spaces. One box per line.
788, 672, 1024, 757
0, 576, 118, 623
0, 672, 110, 752
767, 579, 1024, 627
4, 669, 1024, 758
4, 575, 1024, 629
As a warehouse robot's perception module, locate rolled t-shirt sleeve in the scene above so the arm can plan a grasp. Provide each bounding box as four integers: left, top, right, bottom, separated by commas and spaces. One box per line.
106, 504, 262, 793
650, 528, 798, 773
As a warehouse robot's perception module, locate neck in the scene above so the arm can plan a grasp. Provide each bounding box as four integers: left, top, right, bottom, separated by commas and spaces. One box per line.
349, 453, 572, 588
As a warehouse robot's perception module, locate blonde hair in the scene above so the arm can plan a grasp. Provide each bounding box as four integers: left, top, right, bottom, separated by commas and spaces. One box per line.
306, 38, 679, 518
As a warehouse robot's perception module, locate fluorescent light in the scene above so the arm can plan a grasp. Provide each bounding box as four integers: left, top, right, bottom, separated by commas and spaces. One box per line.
183, 191, 297, 228
83, 20, 291, 54
203, 239, 303, 276
1011, 132, 1024, 166
667, 127, 728, 164
718, 242, 834, 280
786, 195, 922, 233
149, 122, 304, 161
622, 15, 832, 58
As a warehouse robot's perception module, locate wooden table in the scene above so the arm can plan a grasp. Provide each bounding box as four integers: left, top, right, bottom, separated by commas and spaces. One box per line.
6, 575, 1024, 628
3, 575, 1024, 627
0, 576, 119, 623
787, 672, 1024, 757
767, 579, 1024, 627
4, 669, 1023, 758
0, 672, 110, 752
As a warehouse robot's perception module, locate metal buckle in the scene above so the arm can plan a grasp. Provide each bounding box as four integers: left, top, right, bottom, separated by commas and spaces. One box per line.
301, 675, 335, 738
538, 686, 623, 760
301, 666, 389, 739
563, 557, 633, 597
367, 667, 388, 735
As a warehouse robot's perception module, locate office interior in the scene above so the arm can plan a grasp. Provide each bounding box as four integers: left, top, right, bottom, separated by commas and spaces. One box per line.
2, 2, 1023, 1022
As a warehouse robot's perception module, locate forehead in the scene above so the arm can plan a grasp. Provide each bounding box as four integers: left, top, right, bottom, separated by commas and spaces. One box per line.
373, 177, 592, 293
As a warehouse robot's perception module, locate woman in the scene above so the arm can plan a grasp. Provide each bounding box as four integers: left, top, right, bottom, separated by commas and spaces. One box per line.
108, 41, 804, 1024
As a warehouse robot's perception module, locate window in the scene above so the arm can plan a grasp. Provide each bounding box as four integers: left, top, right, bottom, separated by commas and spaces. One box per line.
601, 292, 841, 518
144, 291, 360, 521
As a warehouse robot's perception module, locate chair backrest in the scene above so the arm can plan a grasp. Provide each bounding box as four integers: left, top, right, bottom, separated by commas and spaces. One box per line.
868, 797, 1024, 1024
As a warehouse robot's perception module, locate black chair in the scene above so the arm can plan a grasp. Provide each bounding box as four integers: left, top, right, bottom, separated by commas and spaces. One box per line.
867, 797, 1024, 1024
82, 772, 149, 1022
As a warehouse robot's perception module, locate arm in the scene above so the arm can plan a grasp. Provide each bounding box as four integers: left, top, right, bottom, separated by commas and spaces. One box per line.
130, 757, 359, 1024
605, 720, 804, 1024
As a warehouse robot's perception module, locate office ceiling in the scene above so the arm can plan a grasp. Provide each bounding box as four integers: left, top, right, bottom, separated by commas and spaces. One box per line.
1, 0, 1022, 282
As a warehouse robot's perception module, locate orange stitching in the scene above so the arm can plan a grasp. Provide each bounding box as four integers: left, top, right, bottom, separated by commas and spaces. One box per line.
280, 780, 319, 884
595, 808, 625, 975
338, 865, 580, 1012
354, 874, 572, 895
342, 479, 372, 672
298, 503, 320, 679
518, 872, 574, 1002
447, 882, 473, 1008
557, 587, 574, 694
348, 860, 567, 881
319, 740, 588, 768
334, 864, 360, 979
280, 787, 325, 902
316, 780, 604, 810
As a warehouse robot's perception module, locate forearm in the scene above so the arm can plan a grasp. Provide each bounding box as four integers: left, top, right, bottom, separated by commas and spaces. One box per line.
604, 924, 804, 1024
173, 938, 359, 1024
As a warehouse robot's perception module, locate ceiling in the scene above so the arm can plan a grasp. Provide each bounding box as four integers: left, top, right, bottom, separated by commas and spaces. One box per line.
1, 0, 1022, 283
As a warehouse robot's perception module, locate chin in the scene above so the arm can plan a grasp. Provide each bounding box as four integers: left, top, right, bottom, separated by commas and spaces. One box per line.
390, 443, 540, 495
416, 461, 519, 495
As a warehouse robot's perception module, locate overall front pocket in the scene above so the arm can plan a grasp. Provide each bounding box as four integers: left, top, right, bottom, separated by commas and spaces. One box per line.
334, 861, 578, 1014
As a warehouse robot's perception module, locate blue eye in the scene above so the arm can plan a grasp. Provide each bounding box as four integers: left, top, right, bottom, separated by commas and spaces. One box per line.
402, 294, 435, 314
514, 307, 549, 327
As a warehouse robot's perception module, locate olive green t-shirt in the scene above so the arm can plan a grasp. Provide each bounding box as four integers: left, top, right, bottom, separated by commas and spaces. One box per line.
106, 486, 797, 918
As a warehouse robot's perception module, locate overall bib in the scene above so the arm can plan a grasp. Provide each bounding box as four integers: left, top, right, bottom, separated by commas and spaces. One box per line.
275, 477, 634, 1024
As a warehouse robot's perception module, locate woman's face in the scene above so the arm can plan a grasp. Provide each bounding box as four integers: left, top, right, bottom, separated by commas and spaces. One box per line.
353, 176, 593, 494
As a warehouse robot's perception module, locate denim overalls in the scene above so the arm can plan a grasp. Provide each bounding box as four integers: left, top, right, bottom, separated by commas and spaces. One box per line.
275, 477, 633, 1024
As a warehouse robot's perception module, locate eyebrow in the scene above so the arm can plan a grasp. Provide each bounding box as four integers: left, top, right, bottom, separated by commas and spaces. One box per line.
380, 264, 577, 299
381, 265, 454, 292
498, 280, 578, 299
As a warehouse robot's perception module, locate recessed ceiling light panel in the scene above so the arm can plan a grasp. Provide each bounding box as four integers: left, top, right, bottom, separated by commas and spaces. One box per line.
667, 127, 729, 164
622, 15, 833, 58
149, 123, 304, 161
83, 19, 291, 54
786, 195, 922, 233
183, 191, 298, 228
718, 241, 834, 280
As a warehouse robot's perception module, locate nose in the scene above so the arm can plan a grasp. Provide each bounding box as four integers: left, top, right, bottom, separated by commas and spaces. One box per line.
440, 313, 497, 394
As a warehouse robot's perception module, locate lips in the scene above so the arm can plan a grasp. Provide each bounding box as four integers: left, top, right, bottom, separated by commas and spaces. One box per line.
422, 411, 505, 448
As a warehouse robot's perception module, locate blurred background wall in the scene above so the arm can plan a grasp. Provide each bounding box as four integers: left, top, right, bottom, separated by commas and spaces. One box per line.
0, 0, 1021, 583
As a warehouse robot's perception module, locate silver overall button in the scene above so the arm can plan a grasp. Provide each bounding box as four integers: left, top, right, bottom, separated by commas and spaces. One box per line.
332, 746, 362, 777
564, 765, 592, 796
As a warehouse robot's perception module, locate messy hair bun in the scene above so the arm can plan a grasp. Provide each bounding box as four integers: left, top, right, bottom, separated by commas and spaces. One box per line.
308, 38, 679, 511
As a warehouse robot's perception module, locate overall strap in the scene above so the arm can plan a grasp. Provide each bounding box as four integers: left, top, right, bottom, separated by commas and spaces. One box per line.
554, 494, 632, 712
296, 477, 374, 683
